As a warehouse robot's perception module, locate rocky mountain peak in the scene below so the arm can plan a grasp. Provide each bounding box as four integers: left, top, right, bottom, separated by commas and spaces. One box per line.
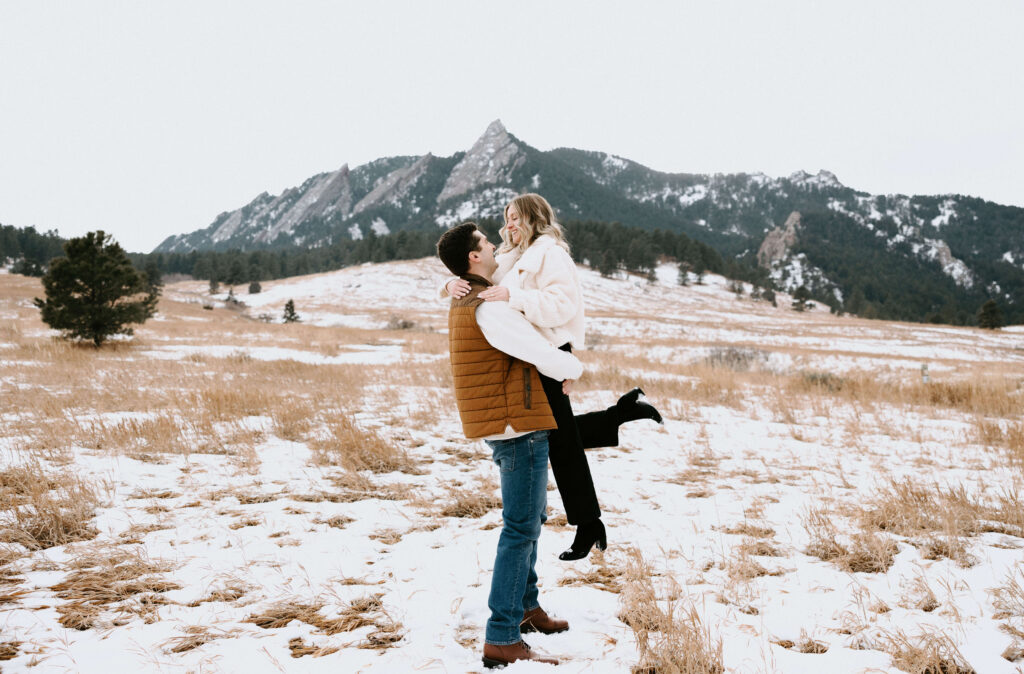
757, 211, 802, 268
436, 120, 525, 204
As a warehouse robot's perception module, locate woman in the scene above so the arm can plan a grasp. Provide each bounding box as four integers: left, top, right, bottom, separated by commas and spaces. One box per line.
443, 193, 661, 560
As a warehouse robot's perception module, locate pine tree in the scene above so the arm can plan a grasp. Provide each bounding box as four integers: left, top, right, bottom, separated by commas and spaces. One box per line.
144, 258, 163, 295
283, 299, 300, 323
248, 281, 262, 294
977, 299, 1003, 329
792, 285, 811, 312
677, 261, 690, 286
33, 231, 158, 347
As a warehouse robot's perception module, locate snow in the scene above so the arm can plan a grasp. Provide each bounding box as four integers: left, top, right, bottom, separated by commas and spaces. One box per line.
370, 218, 389, 236
3, 259, 1024, 672
601, 154, 628, 173
931, 198, 957, 229
347, 223, 362, 240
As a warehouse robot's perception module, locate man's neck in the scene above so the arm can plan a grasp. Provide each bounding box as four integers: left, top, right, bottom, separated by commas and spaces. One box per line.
464, 267, 494, 284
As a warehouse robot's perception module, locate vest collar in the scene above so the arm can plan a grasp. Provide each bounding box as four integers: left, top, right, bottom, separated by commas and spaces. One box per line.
462, 273, 493, 287
515, 235, 558, 274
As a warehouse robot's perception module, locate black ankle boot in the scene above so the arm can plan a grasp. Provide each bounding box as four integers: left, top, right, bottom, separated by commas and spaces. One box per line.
615, 387, 663, 425
558, 519, 607, 561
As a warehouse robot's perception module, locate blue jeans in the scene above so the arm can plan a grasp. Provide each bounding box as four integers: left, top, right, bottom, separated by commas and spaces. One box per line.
484, 430, 549, 645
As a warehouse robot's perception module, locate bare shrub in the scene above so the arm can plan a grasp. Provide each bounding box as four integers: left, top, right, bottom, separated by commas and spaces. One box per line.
618, 548, 723, 674
386, 315, 415, 330
703, 347, 767, 372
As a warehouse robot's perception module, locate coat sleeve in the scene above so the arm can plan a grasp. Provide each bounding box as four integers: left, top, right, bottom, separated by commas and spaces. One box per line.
476, 302, 583, 381
437, 276, 457, 302
506, 246, 581, 328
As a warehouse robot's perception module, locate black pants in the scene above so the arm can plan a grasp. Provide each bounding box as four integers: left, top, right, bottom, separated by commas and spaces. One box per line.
538, 344, 619, 526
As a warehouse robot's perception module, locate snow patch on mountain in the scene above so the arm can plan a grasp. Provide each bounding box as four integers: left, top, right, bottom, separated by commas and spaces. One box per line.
348, 223, 362, 240
370, 218, 389, 236
931, 198, 957, 229
434, 187, 517, 228
912, 239, 975, 288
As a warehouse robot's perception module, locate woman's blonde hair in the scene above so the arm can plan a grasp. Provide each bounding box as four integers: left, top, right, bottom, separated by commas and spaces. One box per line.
499, 193, 571, 255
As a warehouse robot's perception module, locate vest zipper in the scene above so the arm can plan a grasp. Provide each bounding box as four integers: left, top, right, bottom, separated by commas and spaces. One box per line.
523, 367, 532, 409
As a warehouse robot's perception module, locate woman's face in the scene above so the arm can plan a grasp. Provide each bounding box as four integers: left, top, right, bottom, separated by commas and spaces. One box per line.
505, 204, 523, 246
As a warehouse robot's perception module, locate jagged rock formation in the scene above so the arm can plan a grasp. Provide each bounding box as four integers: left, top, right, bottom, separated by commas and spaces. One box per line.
153, 120, 1023, 314
757, 212, 801, 268
437, 120, 525, 203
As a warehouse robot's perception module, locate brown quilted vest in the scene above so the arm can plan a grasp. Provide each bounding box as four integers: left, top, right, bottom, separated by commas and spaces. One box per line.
448, 275, 557, 439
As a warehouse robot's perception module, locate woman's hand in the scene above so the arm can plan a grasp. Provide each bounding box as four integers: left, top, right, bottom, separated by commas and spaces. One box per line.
478, 286, 510, 302
562, 379, 574, 395
446, 279, 471, 299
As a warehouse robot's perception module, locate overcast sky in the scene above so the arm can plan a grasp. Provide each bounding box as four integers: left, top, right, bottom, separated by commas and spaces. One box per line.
1, 1, 1021, 253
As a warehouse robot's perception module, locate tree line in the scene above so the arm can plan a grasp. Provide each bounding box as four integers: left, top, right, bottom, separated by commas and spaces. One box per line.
5, 219, 1015, 327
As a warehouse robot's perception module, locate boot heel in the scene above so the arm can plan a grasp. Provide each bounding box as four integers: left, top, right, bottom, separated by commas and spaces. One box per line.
482, 656, 507, 669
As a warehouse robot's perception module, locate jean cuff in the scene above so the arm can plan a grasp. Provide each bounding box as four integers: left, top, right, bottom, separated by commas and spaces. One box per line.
485, 635, 522, 646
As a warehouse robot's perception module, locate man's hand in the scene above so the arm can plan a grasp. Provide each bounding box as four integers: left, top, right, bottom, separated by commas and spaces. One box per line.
562, 379, 574, 395
447, 279, 471, 298
478, 286, 510, 302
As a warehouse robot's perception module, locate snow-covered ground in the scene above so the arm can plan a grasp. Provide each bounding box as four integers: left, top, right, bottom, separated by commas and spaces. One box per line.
2, 260, 1023, 673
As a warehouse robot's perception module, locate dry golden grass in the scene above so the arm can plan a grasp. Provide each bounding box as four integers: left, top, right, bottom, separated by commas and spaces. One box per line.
244, 593, 403, 647
161, 625, 239, 653
0, 461, 101, 550
288, 637, 340, 658
869, 630, 975, 674
803, 508, 899, 573
618, 548, 723, 674
991, 566, 1024, 618
309, 416, 419, 474
438, 480, 502, 519
559, 551, 625, 594
50, 546, 179, 630
0, 640, 21, 660
858, 478, 1024, 539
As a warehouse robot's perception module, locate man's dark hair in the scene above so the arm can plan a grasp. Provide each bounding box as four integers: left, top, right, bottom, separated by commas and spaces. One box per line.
436, 222, 480, 276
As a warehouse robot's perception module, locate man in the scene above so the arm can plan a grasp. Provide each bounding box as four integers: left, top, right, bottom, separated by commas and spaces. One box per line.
437, 222, 580, 668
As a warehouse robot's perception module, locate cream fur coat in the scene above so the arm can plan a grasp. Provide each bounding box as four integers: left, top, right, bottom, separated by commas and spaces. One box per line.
441, 234, 585, 350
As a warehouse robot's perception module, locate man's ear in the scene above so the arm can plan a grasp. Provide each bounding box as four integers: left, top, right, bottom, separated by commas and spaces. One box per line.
468, 250, 481, 264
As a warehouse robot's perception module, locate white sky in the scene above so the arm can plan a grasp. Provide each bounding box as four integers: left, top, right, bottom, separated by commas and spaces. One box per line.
1, 1, 1021, 253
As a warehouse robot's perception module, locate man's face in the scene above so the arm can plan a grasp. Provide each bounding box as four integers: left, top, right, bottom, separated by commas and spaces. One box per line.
470, 231, 498, 276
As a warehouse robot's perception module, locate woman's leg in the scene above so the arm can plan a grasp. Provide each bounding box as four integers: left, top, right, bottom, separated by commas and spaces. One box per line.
575, 388, 663, 449
537, 352, 601, 527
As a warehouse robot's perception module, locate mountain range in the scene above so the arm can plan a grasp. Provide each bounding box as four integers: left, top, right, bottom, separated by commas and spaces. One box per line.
154, 120, 1023, 320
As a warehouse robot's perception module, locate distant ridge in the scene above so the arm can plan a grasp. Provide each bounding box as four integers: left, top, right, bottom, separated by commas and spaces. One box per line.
154, 120, 1024, 321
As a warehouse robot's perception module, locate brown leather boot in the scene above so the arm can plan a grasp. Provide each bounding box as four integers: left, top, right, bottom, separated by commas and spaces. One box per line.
482, 640, 559, 668
520, 606, 569, 634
